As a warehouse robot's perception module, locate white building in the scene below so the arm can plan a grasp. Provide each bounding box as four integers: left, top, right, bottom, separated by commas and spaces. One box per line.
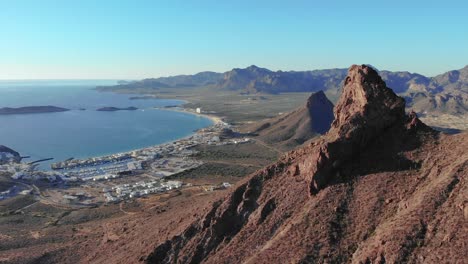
196, 107, 201, 114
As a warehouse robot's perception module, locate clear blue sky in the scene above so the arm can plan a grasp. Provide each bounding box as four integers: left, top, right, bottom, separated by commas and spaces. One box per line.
1, 0, 467, 79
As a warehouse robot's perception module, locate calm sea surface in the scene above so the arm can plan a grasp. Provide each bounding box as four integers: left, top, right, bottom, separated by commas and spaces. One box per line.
0, 80, 212, 169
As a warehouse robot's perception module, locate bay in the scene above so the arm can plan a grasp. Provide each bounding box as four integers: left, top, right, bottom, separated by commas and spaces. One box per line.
0, 80, 212, 169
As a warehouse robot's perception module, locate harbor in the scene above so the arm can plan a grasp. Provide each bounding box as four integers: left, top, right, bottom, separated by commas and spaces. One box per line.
0, 107, 248, 206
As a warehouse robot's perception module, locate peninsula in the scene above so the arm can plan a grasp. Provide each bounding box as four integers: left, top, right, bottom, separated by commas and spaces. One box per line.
0, 106, 70, 115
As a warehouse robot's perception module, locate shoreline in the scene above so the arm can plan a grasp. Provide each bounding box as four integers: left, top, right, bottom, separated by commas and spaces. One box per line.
1, 100, 237, 204
46, 105, 227, 170
1, 90, 226, 171
155, 106, 223, 125
1, 89, 238, 205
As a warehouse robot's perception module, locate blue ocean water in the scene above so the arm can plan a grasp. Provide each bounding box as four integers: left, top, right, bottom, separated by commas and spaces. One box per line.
0, 80, 213, 169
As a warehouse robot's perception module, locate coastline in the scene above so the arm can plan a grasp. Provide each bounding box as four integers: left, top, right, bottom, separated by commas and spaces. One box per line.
155, 106, 223, 125
119, 94, 223, 125
0, 87, 225, 172
1, 95, 237, 205
47, 105, 226, 170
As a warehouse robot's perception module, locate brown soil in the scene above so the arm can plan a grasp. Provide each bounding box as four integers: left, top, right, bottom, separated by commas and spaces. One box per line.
146, 65, 468, 264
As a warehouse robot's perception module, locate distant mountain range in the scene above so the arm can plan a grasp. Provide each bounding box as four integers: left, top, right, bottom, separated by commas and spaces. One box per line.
101, 71, 222, 90
97, 65, 468, 115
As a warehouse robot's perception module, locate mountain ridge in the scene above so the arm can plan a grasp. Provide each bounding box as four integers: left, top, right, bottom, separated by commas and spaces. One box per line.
96, 65, 468, 115
145, 65, 467, 263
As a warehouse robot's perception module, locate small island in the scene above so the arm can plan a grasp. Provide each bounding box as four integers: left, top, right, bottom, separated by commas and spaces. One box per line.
0, 106, 70, 115
96, 106, 138, 112
129, 95, 159, 100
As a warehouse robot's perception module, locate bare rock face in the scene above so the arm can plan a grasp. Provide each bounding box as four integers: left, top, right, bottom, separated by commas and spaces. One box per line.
330, 64, 406, 140
299, 65, 410, 194
146, 65, 466, 264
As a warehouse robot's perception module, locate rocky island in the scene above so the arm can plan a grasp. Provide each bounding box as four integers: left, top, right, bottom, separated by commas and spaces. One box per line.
96, 106, 138, 111
0, 106, 70, 115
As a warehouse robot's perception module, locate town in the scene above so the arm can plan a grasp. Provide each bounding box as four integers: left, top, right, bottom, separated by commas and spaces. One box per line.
0, 111, 251, 206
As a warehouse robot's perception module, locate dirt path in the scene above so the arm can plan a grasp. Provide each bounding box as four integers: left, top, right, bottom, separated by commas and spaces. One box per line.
252, 138, 283, 155
119, 202, 136, 215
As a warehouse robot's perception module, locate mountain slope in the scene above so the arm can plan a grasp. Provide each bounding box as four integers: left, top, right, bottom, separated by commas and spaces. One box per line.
147, 65, 467, 263
431, 65, 468, 92
246, 90, 334, 149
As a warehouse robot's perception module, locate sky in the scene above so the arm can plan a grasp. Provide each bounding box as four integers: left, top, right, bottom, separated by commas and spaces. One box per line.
0, 0, 467, 79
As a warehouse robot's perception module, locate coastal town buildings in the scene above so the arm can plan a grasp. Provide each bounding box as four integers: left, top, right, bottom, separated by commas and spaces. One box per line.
0, 115, 244, 205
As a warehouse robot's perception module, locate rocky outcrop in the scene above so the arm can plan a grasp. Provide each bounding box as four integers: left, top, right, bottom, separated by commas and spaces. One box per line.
246, 90, 334, 149
306, 91, 335, 134
145, 65, 468, 263
0, 145, 21, 163
300, 65, 409, 194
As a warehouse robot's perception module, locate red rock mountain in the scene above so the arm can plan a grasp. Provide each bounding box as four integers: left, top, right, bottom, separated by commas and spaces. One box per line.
147, 65, 467, 263
246, 90, 334, 149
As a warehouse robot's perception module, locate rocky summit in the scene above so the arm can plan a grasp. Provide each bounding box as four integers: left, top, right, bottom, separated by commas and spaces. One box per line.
146, 65, 467, 263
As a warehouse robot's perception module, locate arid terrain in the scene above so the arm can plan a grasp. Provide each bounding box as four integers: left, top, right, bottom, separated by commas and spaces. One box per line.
145, 65, 468, 263
98, 64, 468, 131
1, 65, 467, 263
2, 1, 467, 263
0, 139, 279, 263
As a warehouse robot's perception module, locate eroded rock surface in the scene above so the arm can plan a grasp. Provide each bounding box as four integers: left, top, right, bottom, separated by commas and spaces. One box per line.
145, 65, 467, 263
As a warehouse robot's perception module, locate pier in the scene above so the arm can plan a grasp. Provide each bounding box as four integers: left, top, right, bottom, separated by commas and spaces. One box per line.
28, 158, 54, 165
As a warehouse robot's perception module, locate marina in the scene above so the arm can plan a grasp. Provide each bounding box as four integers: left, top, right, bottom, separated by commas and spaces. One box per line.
0, 108, 246, 206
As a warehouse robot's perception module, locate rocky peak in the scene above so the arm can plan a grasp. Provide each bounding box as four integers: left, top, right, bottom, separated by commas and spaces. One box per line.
305, 90, 335, 134
298, 65, 423, 194
245, 65, 268, 72
246, 65, 260, 70
329, 64, 406, 140
306, 90, 328, 108
146, 65, 444, 264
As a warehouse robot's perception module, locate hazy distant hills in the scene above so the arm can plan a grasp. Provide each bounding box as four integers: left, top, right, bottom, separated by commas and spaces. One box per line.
97, 65, 468, 115
98, 71, 222, 90
218, 65, 349, 94
147, 71, 222, 88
